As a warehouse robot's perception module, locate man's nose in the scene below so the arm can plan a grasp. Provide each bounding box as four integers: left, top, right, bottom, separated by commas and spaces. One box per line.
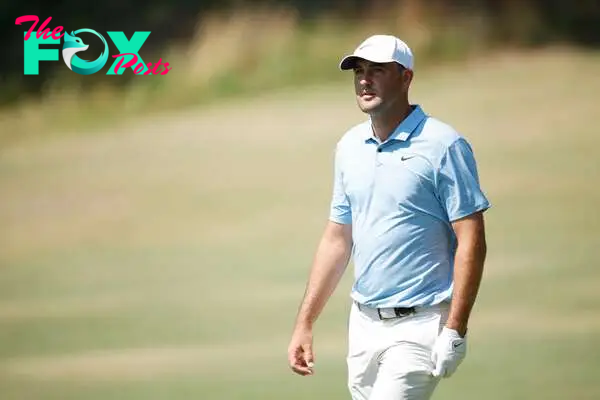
359, 70, 374, 85
359, 74, 372, 86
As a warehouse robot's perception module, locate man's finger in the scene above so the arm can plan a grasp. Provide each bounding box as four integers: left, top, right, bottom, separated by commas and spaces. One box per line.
445, 362, 458, 378
303, 345, 314, 364
291, 365, 311, 375
291, 361, 313, 376
432, 359, 444, 378
289, 350, 313, 376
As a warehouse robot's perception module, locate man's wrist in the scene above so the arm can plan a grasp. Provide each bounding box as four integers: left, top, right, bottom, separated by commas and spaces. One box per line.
444, 321, 467, 337
294, 317, 314, 331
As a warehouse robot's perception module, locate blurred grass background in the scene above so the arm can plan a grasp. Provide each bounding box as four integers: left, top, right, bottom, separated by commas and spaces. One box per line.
1, 1, 600, 399
1, 0, 599, 143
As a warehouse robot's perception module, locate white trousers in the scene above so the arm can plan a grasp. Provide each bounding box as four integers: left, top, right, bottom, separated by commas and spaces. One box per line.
346, 301, 450, 400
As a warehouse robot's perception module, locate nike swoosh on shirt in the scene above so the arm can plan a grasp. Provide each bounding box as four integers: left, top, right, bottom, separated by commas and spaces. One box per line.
401, 155, 416, 161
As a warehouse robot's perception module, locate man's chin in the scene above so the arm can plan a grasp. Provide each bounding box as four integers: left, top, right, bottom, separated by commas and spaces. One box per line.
357, 99, 382, 114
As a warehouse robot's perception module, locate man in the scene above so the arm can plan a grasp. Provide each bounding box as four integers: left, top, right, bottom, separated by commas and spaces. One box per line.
287, 34, 490, 399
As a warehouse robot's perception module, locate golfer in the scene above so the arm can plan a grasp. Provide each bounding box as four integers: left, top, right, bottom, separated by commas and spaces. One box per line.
287, 34, 491, 399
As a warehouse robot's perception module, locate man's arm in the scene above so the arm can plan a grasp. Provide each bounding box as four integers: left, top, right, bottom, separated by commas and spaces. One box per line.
445, 211, 487, 337
431, 137, 490, 378
295, 220, 353, 328
288, 220, 353, 375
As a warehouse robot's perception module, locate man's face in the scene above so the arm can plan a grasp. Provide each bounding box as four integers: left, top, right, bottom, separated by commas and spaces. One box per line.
353, 59, 412, 115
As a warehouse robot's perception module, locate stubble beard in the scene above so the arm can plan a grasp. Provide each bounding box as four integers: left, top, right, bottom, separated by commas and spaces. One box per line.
357, 96, 385, 115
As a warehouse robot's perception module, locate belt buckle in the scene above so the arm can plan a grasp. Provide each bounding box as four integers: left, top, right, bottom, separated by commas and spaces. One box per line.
376, 307, 414, 320
394, 307, 415, 318
376, 307, 398, 320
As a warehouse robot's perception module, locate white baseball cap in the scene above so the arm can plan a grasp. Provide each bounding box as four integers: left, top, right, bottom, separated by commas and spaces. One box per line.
339, 34, 414, 71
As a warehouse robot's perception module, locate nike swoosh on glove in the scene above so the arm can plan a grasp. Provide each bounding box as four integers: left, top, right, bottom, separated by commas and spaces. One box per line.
431, 327, 467, 378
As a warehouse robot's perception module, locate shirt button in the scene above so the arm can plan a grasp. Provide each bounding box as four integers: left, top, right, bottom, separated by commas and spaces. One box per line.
377, 148, 382, 153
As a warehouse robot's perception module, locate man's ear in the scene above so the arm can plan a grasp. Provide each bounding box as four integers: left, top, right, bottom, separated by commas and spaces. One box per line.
401, 69, 413, 88
405, 69, 413, 84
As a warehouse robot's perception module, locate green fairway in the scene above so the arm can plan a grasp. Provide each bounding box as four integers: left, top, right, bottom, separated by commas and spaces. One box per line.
1, 48, 599, 399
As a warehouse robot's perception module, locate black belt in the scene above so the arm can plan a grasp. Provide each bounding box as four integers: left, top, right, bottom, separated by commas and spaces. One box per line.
355, 302, 416, 320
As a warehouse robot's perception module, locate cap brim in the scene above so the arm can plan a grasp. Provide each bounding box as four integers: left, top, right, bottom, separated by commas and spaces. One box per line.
339, 55, 362, 70
338, 54, 403, 71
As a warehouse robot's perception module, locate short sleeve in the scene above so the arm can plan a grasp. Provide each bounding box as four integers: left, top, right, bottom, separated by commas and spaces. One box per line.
436, 138, 491, 222
329, 144, 352, 224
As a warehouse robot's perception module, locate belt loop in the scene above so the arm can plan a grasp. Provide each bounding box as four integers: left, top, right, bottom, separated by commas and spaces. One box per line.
354, 300, 360, 311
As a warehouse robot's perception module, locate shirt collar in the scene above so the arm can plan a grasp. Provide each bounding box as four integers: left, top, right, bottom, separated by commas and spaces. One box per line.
364, 104, 427, 143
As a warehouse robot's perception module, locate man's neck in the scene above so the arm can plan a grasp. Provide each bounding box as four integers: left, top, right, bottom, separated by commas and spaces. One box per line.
371, 104, 413, 143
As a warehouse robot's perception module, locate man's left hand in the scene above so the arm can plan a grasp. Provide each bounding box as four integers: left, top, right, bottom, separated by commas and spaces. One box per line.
431, 326, 467, 378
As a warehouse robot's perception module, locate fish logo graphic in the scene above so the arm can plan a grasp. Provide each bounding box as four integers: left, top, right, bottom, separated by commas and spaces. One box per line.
62, 29, 109, 75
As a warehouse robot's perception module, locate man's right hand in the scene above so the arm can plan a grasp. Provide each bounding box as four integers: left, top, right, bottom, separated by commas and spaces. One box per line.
287, 325, 315, 376
286, 221, 352, 376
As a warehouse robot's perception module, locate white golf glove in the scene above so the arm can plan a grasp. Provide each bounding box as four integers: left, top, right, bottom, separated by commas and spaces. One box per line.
431, 327, 467, 378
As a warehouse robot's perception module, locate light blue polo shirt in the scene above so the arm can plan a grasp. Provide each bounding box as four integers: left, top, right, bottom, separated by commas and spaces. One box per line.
330, 104, 490, 308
